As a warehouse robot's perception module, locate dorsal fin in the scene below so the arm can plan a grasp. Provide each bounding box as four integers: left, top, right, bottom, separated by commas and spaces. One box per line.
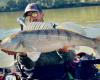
56, 22, 86, 36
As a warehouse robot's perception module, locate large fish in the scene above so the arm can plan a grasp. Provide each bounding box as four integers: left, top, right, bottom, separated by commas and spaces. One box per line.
0, 29, 100, 58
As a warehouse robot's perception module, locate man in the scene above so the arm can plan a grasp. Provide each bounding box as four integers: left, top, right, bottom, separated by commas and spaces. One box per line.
23, 3, 44, 22
18, 2, 75, 69
1, 3, 76, 79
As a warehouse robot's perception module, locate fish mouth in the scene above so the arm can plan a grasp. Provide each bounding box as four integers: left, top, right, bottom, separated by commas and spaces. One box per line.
0, 40, 2, 43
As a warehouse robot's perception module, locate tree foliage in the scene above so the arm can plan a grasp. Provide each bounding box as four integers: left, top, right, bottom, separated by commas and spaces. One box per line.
0, 0, 100, 12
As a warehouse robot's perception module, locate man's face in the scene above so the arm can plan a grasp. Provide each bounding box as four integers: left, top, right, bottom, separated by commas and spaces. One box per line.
26, 11, 44, 22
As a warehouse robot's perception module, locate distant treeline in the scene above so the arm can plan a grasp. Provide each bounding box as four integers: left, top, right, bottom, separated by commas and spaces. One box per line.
0, 0, 100, 12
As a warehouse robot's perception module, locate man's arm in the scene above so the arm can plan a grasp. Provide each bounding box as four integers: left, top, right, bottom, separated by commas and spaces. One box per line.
0, 40, 16, 55
1, 49, 27, 56
1, 49, 17, 55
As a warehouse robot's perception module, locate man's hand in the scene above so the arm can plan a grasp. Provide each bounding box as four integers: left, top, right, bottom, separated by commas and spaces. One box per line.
1, 49, 17, 55
59, 46, 70, 52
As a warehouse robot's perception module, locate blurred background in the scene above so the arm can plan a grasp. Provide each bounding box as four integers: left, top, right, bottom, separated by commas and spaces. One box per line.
0, 0, 100, 28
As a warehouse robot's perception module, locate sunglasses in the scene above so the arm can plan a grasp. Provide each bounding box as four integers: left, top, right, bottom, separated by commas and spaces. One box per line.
26, 12, 38, 17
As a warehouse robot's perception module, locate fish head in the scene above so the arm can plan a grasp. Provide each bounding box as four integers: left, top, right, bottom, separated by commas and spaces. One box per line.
0, 34, 20, 52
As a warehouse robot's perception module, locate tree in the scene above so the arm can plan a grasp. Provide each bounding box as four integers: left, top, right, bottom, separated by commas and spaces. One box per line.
6, 0, 17, 11
16, 0, 28, 10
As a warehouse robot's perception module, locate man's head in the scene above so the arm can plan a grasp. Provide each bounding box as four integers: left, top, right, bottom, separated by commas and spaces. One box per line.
24, 3, 44, 22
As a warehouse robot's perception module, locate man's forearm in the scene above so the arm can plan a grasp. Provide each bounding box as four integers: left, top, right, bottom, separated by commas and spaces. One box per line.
1, 49, 17, 55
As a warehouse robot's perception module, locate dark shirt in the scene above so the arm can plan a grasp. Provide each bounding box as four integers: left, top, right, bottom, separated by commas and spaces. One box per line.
35, 51, 63, 67
19, 50, 76, 69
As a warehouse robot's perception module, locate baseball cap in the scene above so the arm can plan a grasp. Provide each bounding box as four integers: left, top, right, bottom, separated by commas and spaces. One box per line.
24, 3, 42, 17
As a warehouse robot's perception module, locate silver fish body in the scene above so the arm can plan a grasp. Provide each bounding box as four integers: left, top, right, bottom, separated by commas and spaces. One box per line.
0, 29, 100, 57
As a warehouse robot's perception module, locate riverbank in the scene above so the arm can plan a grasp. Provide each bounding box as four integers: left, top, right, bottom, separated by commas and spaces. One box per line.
0, 2, 100, 12
48, 3, 100, 9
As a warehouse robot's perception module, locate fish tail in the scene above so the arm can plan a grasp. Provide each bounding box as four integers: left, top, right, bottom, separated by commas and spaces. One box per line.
94, 37, 100, 58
